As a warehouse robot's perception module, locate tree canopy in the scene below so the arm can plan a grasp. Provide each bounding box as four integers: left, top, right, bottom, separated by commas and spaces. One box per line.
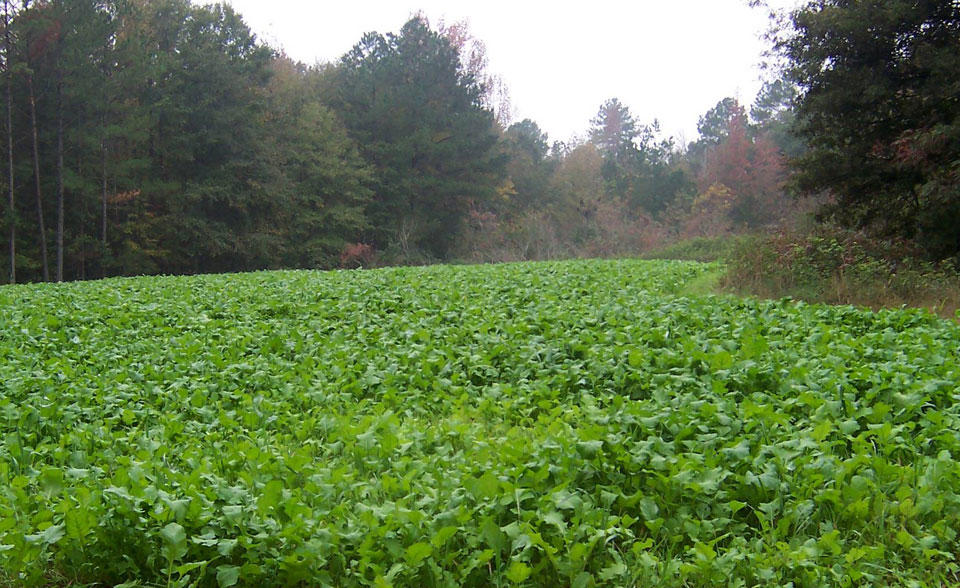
781, 0, 960, 257
331, 17, 503, 259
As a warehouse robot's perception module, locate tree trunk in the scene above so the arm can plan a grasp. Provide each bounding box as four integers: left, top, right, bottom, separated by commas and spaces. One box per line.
27, 74, 48, 282
55, 66, 64, 282
79, 155, 84, 281
101, 116, 107, 278
4, 0, 13, 284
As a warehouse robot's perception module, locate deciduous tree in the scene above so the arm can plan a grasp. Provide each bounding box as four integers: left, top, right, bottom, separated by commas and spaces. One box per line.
699, 105, 787, 227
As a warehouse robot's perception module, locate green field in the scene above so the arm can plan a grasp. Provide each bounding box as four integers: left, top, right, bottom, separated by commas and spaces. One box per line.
1, 259, 958, 587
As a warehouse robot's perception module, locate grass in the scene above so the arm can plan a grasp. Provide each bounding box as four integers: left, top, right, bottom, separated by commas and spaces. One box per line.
641, 235, 751, 263
676, 265, 725, 296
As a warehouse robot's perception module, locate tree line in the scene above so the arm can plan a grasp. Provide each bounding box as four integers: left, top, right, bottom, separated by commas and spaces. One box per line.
1, 0, 956, 283
2, 0, 377, 282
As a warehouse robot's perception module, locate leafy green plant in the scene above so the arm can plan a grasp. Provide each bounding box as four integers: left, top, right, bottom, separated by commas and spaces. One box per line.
0, 259, 958, 586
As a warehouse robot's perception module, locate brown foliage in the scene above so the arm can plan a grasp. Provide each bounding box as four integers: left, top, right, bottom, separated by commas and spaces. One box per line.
339, 242, 376, 268
697, 106, 789, 228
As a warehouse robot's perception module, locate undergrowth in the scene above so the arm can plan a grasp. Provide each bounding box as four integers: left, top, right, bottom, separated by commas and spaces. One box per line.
641, 235, 751, 263
719, 228, 960, 319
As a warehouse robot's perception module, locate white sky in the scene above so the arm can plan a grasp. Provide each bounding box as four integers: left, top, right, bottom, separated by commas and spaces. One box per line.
222, 0, 794, 145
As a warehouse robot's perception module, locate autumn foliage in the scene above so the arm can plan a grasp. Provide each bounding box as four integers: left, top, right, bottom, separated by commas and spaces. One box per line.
695, 104, 788, 230
339, 242, 376, 268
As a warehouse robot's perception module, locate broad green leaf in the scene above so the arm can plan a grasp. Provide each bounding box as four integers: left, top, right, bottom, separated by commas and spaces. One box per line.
432, 526, 458, 548
572, 571, 594, 588
404, 542, 432, 567
598, 561, 627, 580
217, 565, 241, 587
160, 523, 188, 562
639, 497, 659, 520
506, 561, 531, 583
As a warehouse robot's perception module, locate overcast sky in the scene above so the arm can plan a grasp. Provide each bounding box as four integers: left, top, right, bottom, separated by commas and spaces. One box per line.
222, 0, 794, 145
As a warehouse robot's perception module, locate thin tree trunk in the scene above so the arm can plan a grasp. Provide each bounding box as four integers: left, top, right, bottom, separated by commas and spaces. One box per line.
101, 116, 106, 278
4, 0, 14, 284
99, 34, 108, 279
79, 155, 84, 280
55, 66, 63, 282
27, 74, 48, 281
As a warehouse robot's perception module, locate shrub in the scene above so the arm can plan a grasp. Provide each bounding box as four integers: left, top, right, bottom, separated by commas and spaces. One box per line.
724, 226, 960, 318
339, 242, 377, 268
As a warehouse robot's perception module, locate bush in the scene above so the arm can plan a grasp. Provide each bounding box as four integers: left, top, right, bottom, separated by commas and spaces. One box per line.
339, 242, 377, 268
724, 226, 960, 318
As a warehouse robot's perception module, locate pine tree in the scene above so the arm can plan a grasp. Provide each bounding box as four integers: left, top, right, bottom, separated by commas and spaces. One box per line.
332, 17, 504, 258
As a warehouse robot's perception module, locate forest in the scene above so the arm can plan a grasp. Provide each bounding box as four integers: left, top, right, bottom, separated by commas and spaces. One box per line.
0, 0, 958, 284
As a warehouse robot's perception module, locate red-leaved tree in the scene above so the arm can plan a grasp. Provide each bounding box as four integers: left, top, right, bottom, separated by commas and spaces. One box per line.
697, 104, 787, 228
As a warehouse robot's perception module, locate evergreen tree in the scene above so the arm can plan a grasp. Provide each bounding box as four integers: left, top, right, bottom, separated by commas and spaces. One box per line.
687, 97, 745, 169
750, 78, 804, 158
781, 0, 960, 257
2, 0, 14, 283
332, 17, 504, 258
0, 0, 379, 280
589, 98, 687, 218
